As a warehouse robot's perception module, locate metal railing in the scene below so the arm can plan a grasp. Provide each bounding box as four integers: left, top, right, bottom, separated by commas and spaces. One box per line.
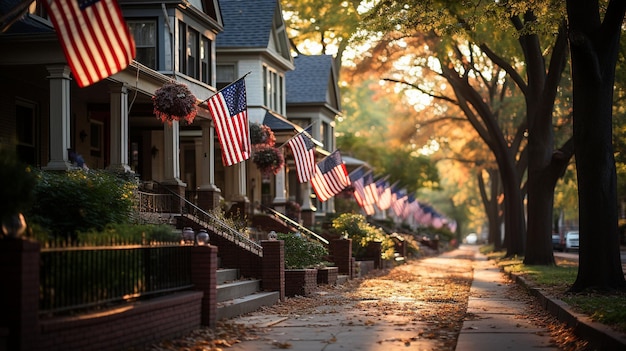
152, 183, 263, 257
39, 244, 193, 315
135, 190, 176, 224
263, 206, 329, 245
181, 202, 263, 256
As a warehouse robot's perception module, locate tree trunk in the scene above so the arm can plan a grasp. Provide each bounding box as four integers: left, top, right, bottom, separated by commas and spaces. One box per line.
523, 24, 570, 266
479, 168, 503, 250
566, 0, 626, 292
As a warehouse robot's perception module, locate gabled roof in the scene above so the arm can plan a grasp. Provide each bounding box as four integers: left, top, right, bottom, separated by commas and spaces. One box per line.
216, 0, 276, 48
286, 55, 338, 106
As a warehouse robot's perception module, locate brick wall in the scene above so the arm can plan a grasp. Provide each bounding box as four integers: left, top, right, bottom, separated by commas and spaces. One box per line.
191, 245, 218, 328
285, 269, 317, 297
329, 238, 352, 276
36, 291, 203, 351
261, 240, 285, 301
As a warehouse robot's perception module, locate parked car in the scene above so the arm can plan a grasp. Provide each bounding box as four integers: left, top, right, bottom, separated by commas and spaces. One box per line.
552, 233, 564, 251
465, 233, 478, 245
564, 231, 579, 252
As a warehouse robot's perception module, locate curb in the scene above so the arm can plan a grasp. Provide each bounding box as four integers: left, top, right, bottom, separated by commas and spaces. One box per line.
506, 271, 626, 349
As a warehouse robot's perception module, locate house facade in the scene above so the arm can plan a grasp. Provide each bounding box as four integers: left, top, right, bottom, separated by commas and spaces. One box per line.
0, 0, 342, 229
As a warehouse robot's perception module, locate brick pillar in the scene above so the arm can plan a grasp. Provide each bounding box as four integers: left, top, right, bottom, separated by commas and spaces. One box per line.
196, 189, 221, 212
301, 210, 315, 228
0, 238, 40, 351
366, 241, 382, 269
330, 239, 352, 277
261, 240, 285, 301
190, 245, 218, 328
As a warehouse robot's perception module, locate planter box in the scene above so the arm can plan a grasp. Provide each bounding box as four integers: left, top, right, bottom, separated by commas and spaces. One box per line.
317, 267, 338, 285
285, 269, 317, 297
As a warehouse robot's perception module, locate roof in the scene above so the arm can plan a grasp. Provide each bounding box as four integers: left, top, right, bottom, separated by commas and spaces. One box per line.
286, 55, 334, 104
1, 0, 54, 34
263, 110, 297, 132
216, 0, 276, 48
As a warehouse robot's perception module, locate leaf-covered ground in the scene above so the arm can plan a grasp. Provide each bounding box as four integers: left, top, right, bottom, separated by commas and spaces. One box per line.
144, 249, 589, 351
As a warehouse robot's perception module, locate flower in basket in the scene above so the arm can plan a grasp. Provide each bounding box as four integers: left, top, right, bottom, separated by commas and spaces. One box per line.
252, 144, 284, 176
249, 123, 276, 146
153, 81, 198, 125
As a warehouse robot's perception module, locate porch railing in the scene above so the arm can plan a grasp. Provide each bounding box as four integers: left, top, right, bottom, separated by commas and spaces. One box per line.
153, 183, 263, 257
135, 190, 176, 224
263, 206, 329, 245
181, 201, 263, 256
39, 244, 193, 315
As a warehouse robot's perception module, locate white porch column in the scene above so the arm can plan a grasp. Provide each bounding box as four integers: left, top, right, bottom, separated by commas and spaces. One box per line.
273, 167, 287, 203
300, 182, 315, 211
44, 65, 72, 170
163, 121, 184, 185
230, 162, 248, 202
108, 83, 132, 172
197, 122, 218, 190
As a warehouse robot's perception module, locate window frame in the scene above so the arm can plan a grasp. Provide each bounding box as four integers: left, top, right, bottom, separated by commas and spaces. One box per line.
178, 22, 212, 85
127, 19, 158, 69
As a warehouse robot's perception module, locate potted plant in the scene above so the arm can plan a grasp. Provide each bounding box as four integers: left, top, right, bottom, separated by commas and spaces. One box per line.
278, 233, 328, 296
153, 81, 198, 125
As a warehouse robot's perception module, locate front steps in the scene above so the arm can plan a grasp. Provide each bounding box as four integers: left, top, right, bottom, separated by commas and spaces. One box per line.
216, 268, 279, 320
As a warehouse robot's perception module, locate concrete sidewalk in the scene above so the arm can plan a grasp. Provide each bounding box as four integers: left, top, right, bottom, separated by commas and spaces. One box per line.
456, 248, 559, 350
226, 246, 625, 350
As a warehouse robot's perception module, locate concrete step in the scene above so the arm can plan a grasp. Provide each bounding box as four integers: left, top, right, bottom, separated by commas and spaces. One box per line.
217, 279, 261, 302
217, 291, 280, 320
217, 268, 239, 285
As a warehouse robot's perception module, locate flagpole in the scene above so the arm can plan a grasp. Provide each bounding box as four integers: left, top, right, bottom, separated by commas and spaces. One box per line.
276, 121, 317, 149
0, 0, 33, 33
197, 71, 252, 106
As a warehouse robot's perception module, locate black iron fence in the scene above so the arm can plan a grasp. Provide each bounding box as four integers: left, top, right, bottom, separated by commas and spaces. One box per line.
39, 244, 193, 315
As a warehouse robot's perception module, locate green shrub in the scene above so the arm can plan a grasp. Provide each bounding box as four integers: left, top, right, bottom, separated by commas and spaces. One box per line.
331, 213, 395, 260
0, 149, 36, 222
277, 233, 328, 269
28, 169, 136, 239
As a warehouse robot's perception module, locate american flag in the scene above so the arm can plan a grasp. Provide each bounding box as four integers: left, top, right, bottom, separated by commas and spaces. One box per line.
391, 188, 407, 217
363, 172, 378, 206
208, 79, 251, 166
376, 179, 392, 210
311, 150, 350, 202
349, 168, 367, 207
349, 169, 374, 215
44, 0, 136, 88
287, 132, 316, 183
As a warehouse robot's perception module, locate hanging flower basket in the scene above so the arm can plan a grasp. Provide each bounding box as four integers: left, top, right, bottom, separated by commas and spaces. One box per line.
252, 144, 284, 176
153, 81, 198, 125
249, 123, 276, 146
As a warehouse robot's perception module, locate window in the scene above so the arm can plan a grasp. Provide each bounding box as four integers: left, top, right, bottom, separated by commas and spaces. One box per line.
179, 23, 212, 84
201, 37, 211, 84
128, 20, 157, 69
186, 28, 198, 78
15, 101, 38, 166
216, 64, 235, 90
263, 65, 284, 114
